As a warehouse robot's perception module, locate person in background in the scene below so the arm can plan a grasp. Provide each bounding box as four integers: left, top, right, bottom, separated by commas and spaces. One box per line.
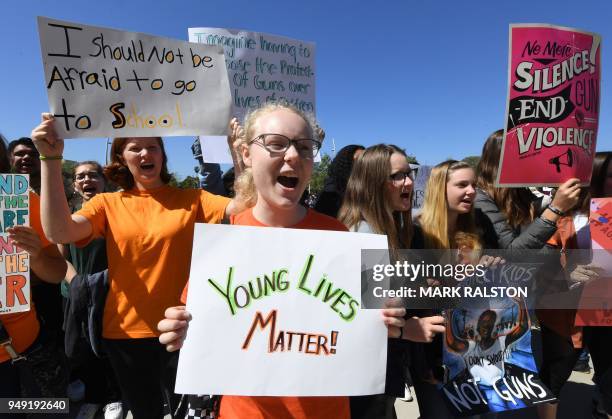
9, 137, 65, 356
61, 161, 123, 419
1, 132, 68, 408
539, 151, 612, 419
338, 144, 446, 418
314, 144, 365, 217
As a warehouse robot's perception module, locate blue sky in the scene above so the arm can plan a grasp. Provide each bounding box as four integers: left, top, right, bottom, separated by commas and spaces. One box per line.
2, 0, 611, 179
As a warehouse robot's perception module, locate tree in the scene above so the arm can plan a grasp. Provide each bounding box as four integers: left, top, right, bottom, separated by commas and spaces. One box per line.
462, 155, 481, 169
61, 159, 78, 200
178, 176, 200, 189
308, 153, 331, 197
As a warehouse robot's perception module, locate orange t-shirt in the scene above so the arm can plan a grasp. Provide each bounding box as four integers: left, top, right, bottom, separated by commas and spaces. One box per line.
76, 186, 229, 339
181, 208, 350, 419
0, 192, 48, 364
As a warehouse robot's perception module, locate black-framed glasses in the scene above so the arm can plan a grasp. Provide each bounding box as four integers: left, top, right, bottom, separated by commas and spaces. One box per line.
249, 134, 322, 158
389, 168, 417, 183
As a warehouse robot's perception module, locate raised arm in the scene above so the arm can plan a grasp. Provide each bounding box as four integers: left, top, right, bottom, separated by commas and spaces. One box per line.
31, 114, 93, 243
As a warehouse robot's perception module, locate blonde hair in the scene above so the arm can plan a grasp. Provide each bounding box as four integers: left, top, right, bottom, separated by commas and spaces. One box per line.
420, 160, 480, 249
338, 144, 412, 251
234, 102, 318, 207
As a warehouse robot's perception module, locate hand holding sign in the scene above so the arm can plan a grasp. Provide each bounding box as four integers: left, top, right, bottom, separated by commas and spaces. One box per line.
404, 315, 446, 343
158, 305, 191, 352
30, 113, 64, 158
7, 226, 43, 259
549, 177, 581, 213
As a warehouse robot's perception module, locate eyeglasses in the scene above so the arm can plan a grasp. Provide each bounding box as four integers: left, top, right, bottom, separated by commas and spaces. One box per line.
249, 134, 322, 158
75, 171, 101, 181
389, 168, 417, 183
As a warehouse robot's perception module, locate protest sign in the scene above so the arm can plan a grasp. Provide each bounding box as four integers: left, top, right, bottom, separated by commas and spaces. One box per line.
0, 175, 30, 314
176, 224, 388, 396
440, 268, 554, 416
498, 24, 601, 186
575, 197, 612, 326
411, 164, 431, 217
38, 17, 231, 139
189, 27, 315, 163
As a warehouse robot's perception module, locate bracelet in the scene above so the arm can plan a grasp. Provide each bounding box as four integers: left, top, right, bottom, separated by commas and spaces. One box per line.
39, 155, 63, 161
546, 204, 565, 216
539, 215, 558, 227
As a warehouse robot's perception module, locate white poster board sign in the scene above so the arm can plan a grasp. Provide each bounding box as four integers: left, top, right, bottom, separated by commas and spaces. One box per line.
189, 27, 315, 164
176, 224, 388, 396
0, 175, 30, 314
38, 17, 232, 138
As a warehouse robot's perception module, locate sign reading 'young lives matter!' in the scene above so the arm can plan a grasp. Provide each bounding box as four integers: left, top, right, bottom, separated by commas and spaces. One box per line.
176, 224, 387, 396
0, 175, 30, 314
37, 17, 232, 139
498, 24, 601, 186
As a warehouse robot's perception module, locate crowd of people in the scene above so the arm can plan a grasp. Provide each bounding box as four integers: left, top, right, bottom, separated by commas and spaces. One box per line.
0, 102, 610, 419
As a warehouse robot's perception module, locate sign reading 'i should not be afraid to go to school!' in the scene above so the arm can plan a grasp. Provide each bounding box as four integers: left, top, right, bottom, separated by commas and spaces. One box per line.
37, 16, 232, 139
176, 224, 389, 396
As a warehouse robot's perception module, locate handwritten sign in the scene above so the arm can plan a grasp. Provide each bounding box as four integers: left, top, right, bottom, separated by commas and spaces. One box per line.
411, 164, 431, 217
575, 198, 612, 326
498, 24, 601, 186
188, 27, 315, 164
176, 224, 387, 396
37, 17, 232, 138
0, 175, 30, 314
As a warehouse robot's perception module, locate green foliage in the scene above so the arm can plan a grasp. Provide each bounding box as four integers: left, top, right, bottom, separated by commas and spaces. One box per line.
61, 159, 78, 199
462, 155, 481, 169
178, 176, 200, 189
308, 153, 331, 196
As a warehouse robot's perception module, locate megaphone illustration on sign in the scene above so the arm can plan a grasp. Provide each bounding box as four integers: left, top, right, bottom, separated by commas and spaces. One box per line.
549, 149, 573, 173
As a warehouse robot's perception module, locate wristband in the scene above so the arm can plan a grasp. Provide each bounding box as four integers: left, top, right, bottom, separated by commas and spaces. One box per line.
539, 216, 558, 227
546, 204, 565, 216
39, 154, 63, 161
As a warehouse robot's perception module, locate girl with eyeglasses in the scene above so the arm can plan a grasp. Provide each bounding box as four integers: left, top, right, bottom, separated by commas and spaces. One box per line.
337, 145, 448, 418
158, 103, 407, 419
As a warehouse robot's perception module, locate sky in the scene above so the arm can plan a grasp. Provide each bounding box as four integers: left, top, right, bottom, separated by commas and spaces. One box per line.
2, 0, 611, 179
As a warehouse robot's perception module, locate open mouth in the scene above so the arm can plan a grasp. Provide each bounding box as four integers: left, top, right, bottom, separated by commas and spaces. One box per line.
277, 175, 299, 189
82, 185, 97, 194
140, 163, 155, 171
400, 192, 411, 199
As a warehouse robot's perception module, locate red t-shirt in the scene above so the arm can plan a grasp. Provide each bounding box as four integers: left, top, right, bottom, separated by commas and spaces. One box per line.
181, 208, 350, 419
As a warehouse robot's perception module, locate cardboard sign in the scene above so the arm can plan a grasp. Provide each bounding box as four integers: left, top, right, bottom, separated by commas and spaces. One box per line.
176, 224, 388, 396
189, 27, 316, 164
38, 17, 232, 138
442, 295, 555, 416
498, 24, 601, 186
575, 198, 612, 326
0, 175, 30, 314
411, 164, 431, 217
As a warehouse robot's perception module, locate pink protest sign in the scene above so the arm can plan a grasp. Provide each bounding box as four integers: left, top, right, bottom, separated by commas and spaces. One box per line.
498, 24, 601, 187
